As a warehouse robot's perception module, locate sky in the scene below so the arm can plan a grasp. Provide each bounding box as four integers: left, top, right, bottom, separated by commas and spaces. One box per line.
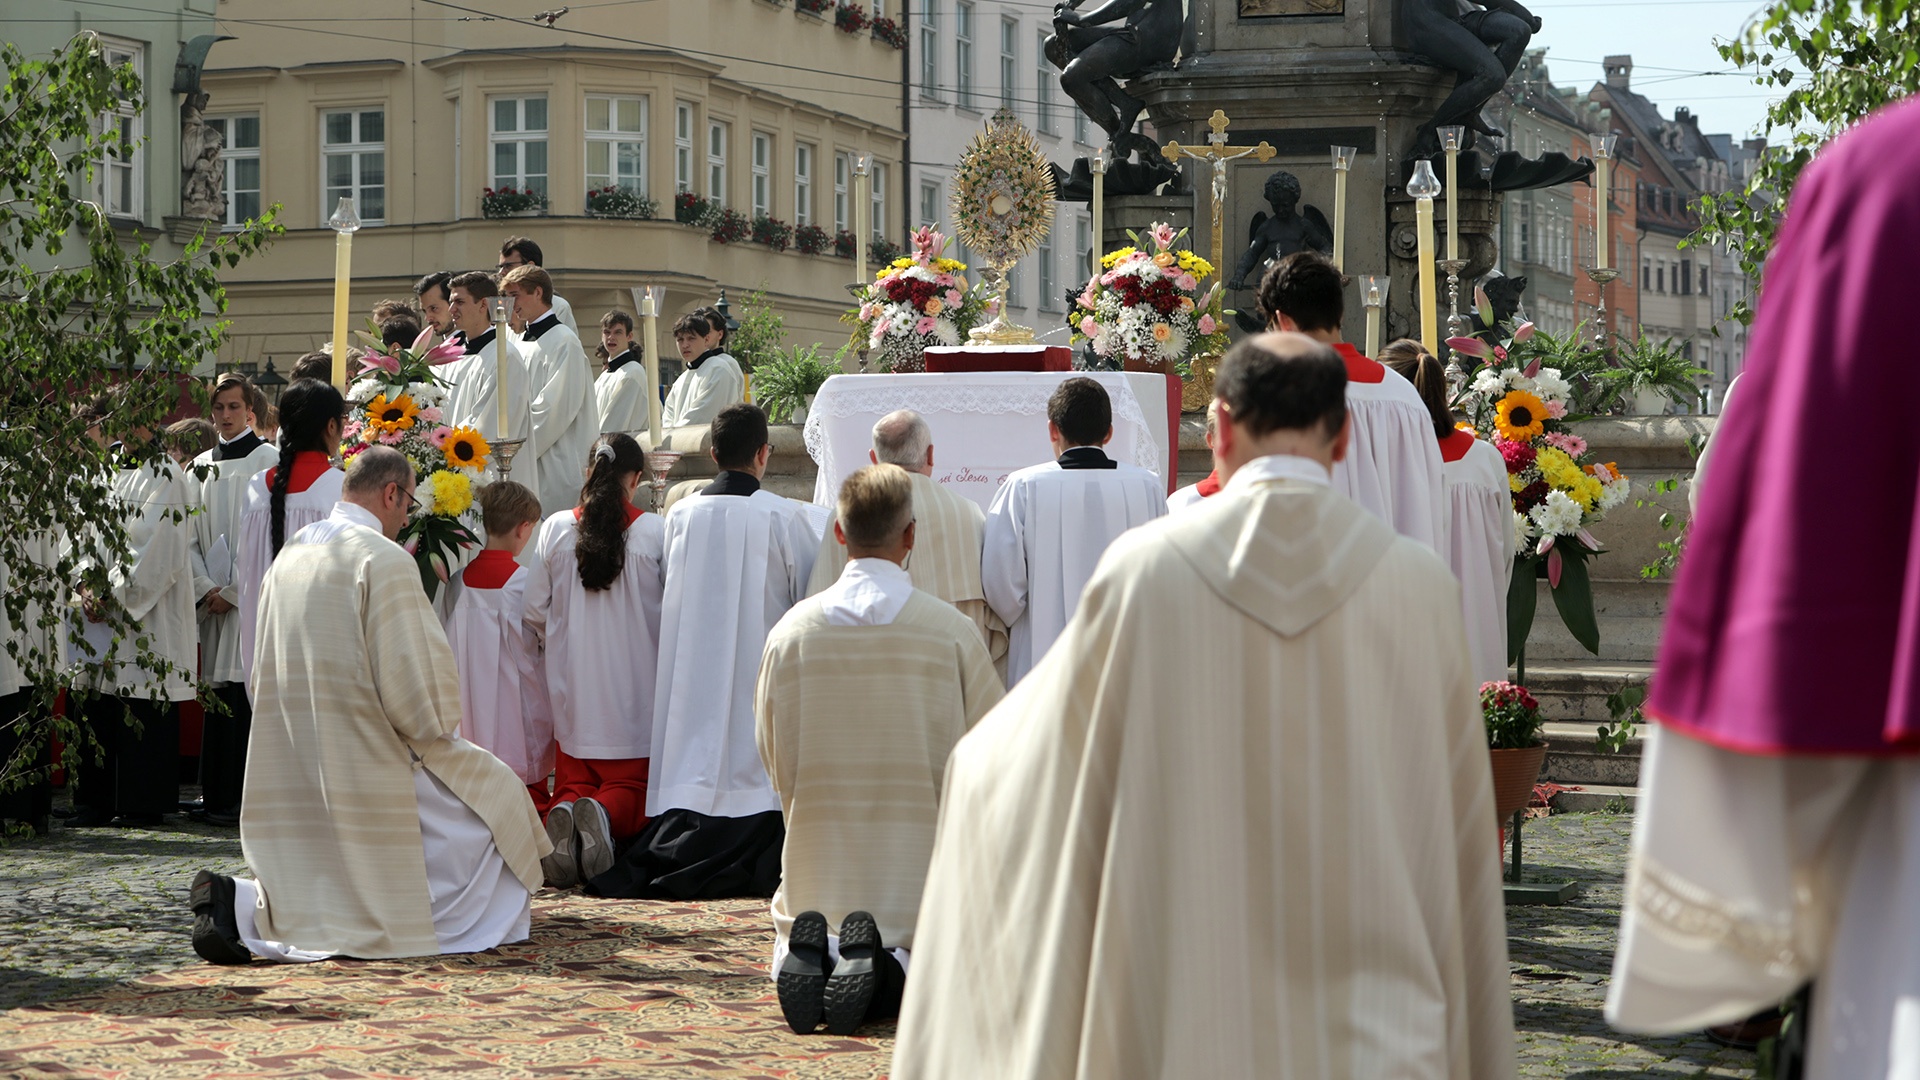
1525, 0, 1783, 141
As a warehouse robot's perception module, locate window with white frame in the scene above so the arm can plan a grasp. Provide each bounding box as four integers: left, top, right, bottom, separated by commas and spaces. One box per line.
919, 0, 940, 100
96, 37, 143, 218
489, 96, 547, 197
956, 2, 975, 109
1000, 18, 1017, 112
708, 119, 729, 204
1037, 224, 1057, 310
870, 162, 888, 240
586, 94, 647, 197
752, 131, 773, 217
1035, 29, 1055, 133
323, 107, 386, 224
834, 151, 851, 233
919, 179, 940, 228
675, 102, 694, 193
206, 113, 260, 228
795, 143, 814, 226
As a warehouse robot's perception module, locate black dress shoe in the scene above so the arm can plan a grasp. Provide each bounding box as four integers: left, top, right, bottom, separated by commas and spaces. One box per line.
189, 870, 252, 965
116, 812, 164, 827
203, 809, 241, 828
824, 911, 883, 1036
778, 910, 831, 1034
66, 808, 117, 827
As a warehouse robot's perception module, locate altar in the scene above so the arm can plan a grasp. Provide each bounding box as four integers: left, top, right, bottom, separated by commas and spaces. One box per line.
802, 371, 1175, 511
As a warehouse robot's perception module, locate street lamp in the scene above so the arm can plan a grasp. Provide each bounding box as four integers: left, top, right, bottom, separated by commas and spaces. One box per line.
252, 358, 287, 406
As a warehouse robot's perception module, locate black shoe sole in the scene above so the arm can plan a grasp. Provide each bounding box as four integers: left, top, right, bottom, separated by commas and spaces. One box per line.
188, 870, 252, 965
778, 911, 830, 1035
824, 911, 880, 1036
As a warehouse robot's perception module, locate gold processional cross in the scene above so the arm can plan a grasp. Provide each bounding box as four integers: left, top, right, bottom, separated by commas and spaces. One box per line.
1160, 110, 1276, 278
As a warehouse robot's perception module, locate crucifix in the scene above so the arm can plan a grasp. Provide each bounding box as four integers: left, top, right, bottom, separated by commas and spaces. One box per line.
1161, 110, 1276, 277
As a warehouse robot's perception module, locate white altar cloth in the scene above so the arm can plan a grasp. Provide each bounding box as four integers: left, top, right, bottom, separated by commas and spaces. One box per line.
802, 372, 1170, 512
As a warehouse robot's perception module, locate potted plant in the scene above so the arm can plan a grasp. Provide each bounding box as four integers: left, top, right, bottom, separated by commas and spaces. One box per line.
796, 0, 831, 13
1482, 680, 1548, 823
586, 186, 656, 220
1605, 336, 1711, 414
846, 226, 987, 372
796, 223, 832, 255
753, 344, 838, 423
674, 191, 716, 226
751, 214, 794, 252
871, 14, 906, 47
1072, 222, 1229, 377
481, 186, 547, 219
710, 208, 751, 244
834, 1, 870, 32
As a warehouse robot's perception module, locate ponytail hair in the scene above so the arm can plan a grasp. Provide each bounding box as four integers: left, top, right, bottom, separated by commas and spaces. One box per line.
1379, 338, 1455, 441
270, 379, 346, 555
576, 433, 646, 591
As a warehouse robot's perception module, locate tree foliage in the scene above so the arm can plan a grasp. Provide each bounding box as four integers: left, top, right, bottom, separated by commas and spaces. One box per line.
1697, 0, 1920, 322
0, 34, 282, 800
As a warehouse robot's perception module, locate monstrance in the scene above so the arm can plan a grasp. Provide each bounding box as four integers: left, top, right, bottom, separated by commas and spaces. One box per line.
952, 108, 1056, 345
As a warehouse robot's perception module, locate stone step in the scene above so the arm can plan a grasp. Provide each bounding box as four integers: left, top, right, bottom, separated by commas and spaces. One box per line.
1545, 783, 1640, 813
1521, 578, 1670, 663
1517, 662, 1652, 788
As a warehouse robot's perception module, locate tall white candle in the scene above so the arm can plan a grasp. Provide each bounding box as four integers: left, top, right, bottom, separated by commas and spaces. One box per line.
1090, 150, 1106, 277
1330, 146, 1355, 272
494, 297, 510, 440
1407, 160, 1443, 354
326, 197, 360, 390
641, 289, 663, 447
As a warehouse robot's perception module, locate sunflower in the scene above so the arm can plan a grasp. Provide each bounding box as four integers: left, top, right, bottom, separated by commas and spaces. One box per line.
441, 426, 491, 472
366, 393, 420, 434
1494, 390, 1548, 442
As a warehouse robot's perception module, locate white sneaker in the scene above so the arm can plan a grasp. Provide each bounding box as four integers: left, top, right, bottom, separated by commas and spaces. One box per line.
575, 797, 615, 882
542, 801, 578, 888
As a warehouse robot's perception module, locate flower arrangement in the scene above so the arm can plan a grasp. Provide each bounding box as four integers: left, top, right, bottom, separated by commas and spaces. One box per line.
870, 14, 906, 47
847, 226, 988, 372
1071, 222, 1229, 375
796, 0, 831, 12
480, 186, 546, 218
870, 237, 904, 266
834, 3, 870, 33
674, 191, 716, 226
796, 223, 832, 255
1451, 322, 1632, 661
586, 186, 656, 219
834, 229, 858, 259
342, 323, 485, 597
710, 207, 751, 244
1481, 680, 1545, 750
751, 214, 794, 252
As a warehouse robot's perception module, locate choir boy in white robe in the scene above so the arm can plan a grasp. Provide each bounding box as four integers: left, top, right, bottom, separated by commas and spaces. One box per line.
762, 464, 1004, 1036
63, 398, 198, 827
591, 404, 815, 900
497, 236, 577, 336
1259, 251, 1444, 549
444, 481, 554, 815
981, 377, 1167, 686
806, 409, 1006, 666
191, 448, 548, 966
440, 271, 534, 451
503, 264, 599, 518
188, 373, 279, 825
594, 309, 651, 435
661, 311, 745, 430
892, 333, 1515, 1080
524, 434, 666, 888
1383, 339, 1514, 685
236, 381, 346, 691
1166, 400, 1222, 513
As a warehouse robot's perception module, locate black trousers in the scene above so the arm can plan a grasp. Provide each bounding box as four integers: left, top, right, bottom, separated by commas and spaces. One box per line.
74, 695, 177, 818
199, 681, 251, 813
0, 689, 53, 829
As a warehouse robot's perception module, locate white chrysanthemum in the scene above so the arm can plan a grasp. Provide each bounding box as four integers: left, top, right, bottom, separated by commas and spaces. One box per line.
1530, 489, 1583, 538
1470, 369, 1505, 398
1599, 477, 1632, 512
1512, 511, 1534, 550
1532, 368, 1572, 404
933, 321, 961, 346
347, 379, 378, 404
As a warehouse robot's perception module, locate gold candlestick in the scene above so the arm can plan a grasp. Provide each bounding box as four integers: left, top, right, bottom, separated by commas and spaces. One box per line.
1408, 160, 1443, 354
327, 198, 360, 390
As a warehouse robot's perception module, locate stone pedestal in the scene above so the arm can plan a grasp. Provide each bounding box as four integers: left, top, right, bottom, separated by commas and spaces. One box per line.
1100, 193, 1195, 260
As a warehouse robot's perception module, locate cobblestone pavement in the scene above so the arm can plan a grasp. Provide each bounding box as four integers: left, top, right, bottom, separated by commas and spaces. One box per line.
0, 807, 1756, 1077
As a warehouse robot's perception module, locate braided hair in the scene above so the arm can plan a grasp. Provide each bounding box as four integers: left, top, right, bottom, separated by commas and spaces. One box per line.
576, 433, 646, 591
269, 379, 346, 555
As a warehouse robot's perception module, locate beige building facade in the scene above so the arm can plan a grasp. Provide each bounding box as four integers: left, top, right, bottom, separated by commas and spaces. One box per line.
202, 2, 907, 371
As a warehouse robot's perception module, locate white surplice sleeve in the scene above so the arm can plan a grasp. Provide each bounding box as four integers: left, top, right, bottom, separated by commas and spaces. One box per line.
521, 514, 561, 642
111, 464, 191, 622
595, 368, 647, 434
980, 476, 1029, 631
527, 336, 587, 462
1337, 386, 1446, 551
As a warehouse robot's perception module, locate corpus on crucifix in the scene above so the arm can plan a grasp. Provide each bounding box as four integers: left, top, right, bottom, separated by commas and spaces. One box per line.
1160, 111, 1277, 279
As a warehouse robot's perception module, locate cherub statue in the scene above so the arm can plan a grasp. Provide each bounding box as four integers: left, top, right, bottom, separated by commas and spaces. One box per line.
1405, 0, 1541, 154
180, 92, 226, 220
1227, 171, 1333, 292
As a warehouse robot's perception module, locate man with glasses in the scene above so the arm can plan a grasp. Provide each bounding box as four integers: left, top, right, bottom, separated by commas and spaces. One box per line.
498, 237, 578, 338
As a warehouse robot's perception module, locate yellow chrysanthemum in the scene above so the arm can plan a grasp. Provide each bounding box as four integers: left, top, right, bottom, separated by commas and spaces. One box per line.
425, 470, 473, 517
935, 258, 967, 273
1100, 246, 1139, 269
1494, 390, 1548, 442
1509, 473, 1526, 493
441, 427, 491, 472
1536, 446, 1583, 487
1176, 251, 1216, 279
890, 256, 914, 269
365, 393, 420, 433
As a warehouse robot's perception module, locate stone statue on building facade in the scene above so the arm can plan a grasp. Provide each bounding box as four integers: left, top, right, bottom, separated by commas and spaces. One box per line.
1045, 0, 1185, 195
1404, 0, 1541, 155
180, 91, 225, 221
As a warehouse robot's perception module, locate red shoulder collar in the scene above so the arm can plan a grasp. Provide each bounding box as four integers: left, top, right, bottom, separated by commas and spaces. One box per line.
1438, 429, 1477, 464
1334, 342, 1386, 384
571, 501, 645, 527
461, 549, 521, 590
1195, 469, 1222, 497
263, 450, 336, 494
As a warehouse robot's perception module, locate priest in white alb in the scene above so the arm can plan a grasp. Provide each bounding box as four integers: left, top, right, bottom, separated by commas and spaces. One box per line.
189, 448, 549, 964
892, 333, 1515, 1080
981, 377, 1166, 685
503, 264, 600, 517
807, 409, 1005, 667
1258, 252, 1444, 549
590, 404, 817, 900
441, 271, 533, 453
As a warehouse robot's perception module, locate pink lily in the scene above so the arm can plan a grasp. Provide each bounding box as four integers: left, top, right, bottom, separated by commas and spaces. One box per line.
1446, 336, 1491, 358
423, 340, 467, 365
357, 352, 403, 376
1537, 535, 1555, 556
1577, 528, 1600, 552
1511, 321, 1537, 344
1547, 546, 1565, 588
411, 327, 435, 352
1523, 356, 1542, 378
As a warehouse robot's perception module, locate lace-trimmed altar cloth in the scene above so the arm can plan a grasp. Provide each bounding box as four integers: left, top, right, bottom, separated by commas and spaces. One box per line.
802, 372, 1170, 513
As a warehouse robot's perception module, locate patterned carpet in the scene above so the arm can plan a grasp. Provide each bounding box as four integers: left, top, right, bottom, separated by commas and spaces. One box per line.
0, 894, 894, 1078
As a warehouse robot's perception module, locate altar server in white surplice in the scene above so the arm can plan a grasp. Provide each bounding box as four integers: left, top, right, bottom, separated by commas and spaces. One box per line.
188, 373, 279, 823
892, 334, 1515, 1080
590, 404, 815, 901
1258, 252, 1444, 549
190, 448, 548, 967
807, 409, 1007, 668
440, 272, 533, 453
524, 434, 666, 890
982, 377, 1167, 686
503, 264, 600, 517
1383, 339, 1515, 685
594, 310, 651, 435
497, 235, 578, 337
1166, 400, 1223, 513
661, 310, 745, 430
235, 380, 346, 693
